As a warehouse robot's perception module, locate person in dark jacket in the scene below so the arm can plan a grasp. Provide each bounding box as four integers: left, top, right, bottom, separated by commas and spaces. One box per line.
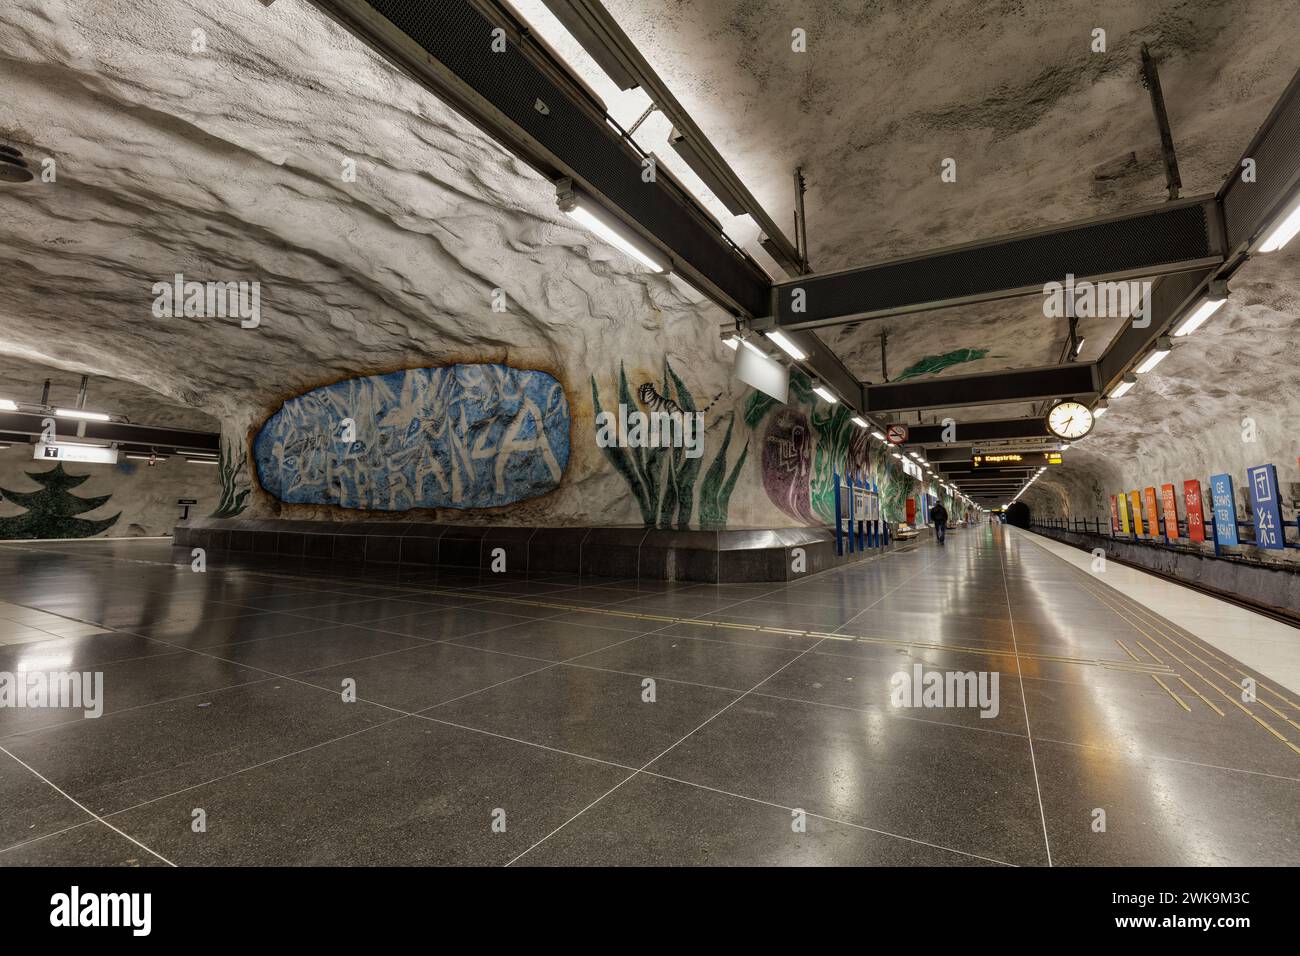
930, 501, 949, 545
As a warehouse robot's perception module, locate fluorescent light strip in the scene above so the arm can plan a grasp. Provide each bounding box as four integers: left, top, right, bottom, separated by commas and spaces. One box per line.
764, 330, 807, 360
851, 416, 868, 428
1259, 197, 1300, 253
186, 457, 219, 464
871, 430, 886, 441
0, 399, 16, 411
55, 408, 111, 421
1109, 375, 1137, 399
1172, 296, 1226, 337
812, 385, 837, 404
564, 205, 666, 273
1134, 342, 1171, 374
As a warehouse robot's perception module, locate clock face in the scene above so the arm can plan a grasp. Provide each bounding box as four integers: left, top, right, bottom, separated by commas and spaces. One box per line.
1046, 401, 1094, 440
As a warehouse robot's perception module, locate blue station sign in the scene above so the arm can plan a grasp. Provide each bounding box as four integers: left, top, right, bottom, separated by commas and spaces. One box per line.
1246, 464, 1285, 550
1209, 473, 1239, 546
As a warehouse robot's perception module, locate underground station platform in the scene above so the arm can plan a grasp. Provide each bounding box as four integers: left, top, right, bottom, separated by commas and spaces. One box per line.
1, 523, 1295, 871
2, 0, 1298, 933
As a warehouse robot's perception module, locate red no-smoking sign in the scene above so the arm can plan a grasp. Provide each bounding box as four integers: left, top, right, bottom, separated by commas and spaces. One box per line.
885, 424, 908, 445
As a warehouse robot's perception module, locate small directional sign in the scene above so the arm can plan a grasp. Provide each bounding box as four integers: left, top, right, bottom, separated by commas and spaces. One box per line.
885, 424, 908, 445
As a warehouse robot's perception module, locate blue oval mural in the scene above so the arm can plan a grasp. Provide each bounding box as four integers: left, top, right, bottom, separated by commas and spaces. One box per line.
254, 365, 570, 511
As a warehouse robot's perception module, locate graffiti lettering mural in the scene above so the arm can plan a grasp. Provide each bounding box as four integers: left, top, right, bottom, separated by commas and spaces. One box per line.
254, 365, 570, 511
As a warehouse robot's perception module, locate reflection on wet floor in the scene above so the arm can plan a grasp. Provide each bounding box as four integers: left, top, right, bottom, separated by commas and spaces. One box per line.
0, 524, 1296, 867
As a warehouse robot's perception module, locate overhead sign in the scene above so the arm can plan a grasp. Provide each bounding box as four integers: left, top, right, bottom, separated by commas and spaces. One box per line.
1160, 483, 1179, 539
733, 345, 788, 404
1183, 479, 1205, 543
1117, 491, 1130, 534
34, 443, 118, 464
1210, 473, 1239, 546
1246, 464, 1284, 549
972, 451, 1062, 468
885, 424, 908, 445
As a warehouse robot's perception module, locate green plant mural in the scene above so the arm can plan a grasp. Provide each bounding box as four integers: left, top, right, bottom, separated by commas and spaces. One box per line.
211, 436, 250, 518
0, 464, 120, 539
591, 359, 747, 530
894, 348, 989, 381
698, 412, 748, 530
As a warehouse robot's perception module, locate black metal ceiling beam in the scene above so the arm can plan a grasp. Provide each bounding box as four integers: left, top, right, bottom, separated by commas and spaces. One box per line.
906, 417, 1051, 444
1219, 69, 1300, 254
921, 445, 973, 463
307, 0, 772, 319
1095, 267, 1214, 395
771, 197, 1225, 331
865, 363, 1097, 414
0, 413, 219, 452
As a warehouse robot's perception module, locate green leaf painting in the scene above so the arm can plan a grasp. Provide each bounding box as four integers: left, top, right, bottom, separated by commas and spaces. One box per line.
592, 359, 747, 530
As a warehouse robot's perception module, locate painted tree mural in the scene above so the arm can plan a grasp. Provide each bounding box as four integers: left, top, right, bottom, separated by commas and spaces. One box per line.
0, 464, 120, 539
591, 359, 747, 530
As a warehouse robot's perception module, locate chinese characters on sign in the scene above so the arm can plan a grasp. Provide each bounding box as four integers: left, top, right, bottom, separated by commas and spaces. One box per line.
1246, 464, 1284, 550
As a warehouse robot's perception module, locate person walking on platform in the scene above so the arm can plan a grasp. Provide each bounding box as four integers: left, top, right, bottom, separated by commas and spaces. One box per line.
930, 500, 949, 546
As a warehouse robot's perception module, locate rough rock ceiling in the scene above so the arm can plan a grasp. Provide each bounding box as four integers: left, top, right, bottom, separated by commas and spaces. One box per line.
517, 0, 1300, 432
0, 359, 218, 431
1, 0, 1297, 516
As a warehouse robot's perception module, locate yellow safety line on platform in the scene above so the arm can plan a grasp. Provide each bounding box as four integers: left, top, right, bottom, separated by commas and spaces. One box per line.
1060, 566, 1299, 757
1115, 639, 1141, 663
1177, 676, 1226, 716
1067, 563, 1300, 714
1133, 640, 1163, 665
1151, 674, 1192, 713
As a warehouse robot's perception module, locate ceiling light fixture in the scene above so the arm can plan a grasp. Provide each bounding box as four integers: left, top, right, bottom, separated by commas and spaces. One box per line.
0, 399, 17, 411
851, 416, 868, 428
1074, 337, 1086, 354
1134, 336, 1173, 374
1092, 399, 1108, 418
185, 457, 219, 465
1258, 194, 1300, 253
1109, 374, 1138, 399
1172, 284, 1228, 337
811, 383, 837, 404
764, 330, 807, 360
55, 408, 110, 422
556, 178, 667, 273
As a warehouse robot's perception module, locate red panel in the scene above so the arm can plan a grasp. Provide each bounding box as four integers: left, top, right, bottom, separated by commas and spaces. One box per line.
1184, 479, 1206, 542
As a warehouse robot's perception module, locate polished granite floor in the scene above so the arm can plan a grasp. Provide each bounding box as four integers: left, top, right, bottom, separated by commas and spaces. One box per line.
0, 525, 1296, 867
